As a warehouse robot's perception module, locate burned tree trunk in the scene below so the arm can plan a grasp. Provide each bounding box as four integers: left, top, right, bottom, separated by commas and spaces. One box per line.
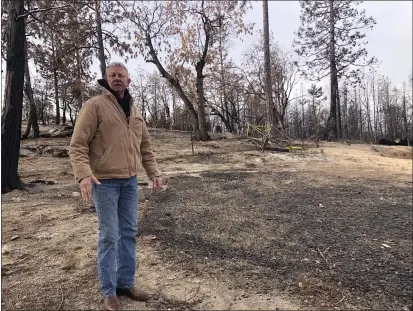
327, 0, 338, 140
51, 32, 60, 125
41, 86, 48, 125
22, 41, 40, 139
336, 84, 342, 140
62, 99, 67, 124
193, 16, 212, 141
1, 0, 26, 193
263, 0, 274, 130
95, 0, 106, 78
195, 59, 211, 141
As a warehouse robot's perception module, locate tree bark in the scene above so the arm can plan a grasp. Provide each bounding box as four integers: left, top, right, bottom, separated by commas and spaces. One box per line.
41, 85, 48, 125
300, 86, 306, 139
95, 0, 106, 78
193, 14, 212, 141
365, 81, 374, 142
62, 98, 67, 124
195, 60, 211, 141
402, 90, 409, 145
1, 0, 26, 193
371, 75, 377, 142
218, 21, 231, 133
336, 85, 342, 139
263, 0, 274, 130
359, 87, 362, 141
22, 44, 40, 139
53, 67, 60, 124
153, 78, 158, 125
40, 90, 46, 125
327, 0, 338, 140
160, 84, 171, 124
377, 80, 383, 138
343, 86, 349, 139
171, 85, 176, 130
51, 32, 60, 125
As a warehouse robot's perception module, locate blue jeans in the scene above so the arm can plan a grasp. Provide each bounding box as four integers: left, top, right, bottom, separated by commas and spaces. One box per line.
92, 176, 138, 297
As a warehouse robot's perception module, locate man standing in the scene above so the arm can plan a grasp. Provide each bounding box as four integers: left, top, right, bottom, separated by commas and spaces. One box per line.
69, 62, 162, 310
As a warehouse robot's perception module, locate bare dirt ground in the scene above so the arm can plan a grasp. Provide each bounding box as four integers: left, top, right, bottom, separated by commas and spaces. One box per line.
2, 126, 412, 310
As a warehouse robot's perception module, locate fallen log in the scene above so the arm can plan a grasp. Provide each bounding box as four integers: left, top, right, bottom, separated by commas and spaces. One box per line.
247, 137, 290, 152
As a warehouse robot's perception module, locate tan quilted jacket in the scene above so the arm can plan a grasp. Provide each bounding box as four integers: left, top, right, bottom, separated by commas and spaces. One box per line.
69, 93, 160, 182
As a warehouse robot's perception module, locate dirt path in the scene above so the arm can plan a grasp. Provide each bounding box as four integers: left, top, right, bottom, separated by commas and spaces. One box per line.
2, 130, 412, 310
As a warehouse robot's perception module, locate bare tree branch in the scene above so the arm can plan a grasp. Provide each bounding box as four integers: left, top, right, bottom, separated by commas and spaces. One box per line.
16, 4, 72, 20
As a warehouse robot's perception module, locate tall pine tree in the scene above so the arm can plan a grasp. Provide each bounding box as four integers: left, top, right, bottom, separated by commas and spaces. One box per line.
294, 0, 377, 140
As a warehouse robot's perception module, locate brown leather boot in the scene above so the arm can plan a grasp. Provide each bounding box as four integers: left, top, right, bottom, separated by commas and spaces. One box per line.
104, 295, 120, 310
116, 287, 150, 301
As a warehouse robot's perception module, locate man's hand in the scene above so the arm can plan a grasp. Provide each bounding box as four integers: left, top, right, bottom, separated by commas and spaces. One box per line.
80, 175, 101, 201
152, 177, 166, 191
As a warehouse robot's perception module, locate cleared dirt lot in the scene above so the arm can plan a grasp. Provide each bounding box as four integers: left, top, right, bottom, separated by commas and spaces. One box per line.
1, 128, 412, 310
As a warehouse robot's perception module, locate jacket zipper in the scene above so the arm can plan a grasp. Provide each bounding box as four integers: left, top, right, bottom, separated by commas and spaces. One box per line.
127, 100, 133, 177
108, 94, 133, 177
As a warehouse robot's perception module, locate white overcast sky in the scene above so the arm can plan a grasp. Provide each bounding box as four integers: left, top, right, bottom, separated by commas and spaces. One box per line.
1, 0, 411, 105
102, 0, 412, 89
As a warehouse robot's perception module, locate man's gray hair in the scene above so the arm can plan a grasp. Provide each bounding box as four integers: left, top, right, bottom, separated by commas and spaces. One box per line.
106, 62, 129, 75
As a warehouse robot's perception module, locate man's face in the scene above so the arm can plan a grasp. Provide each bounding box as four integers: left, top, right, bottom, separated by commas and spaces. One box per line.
106, 66, 131, 95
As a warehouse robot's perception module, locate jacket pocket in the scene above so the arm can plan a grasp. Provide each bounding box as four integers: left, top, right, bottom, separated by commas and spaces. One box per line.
89, 138, 106, 166
96, 146, 108, 166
